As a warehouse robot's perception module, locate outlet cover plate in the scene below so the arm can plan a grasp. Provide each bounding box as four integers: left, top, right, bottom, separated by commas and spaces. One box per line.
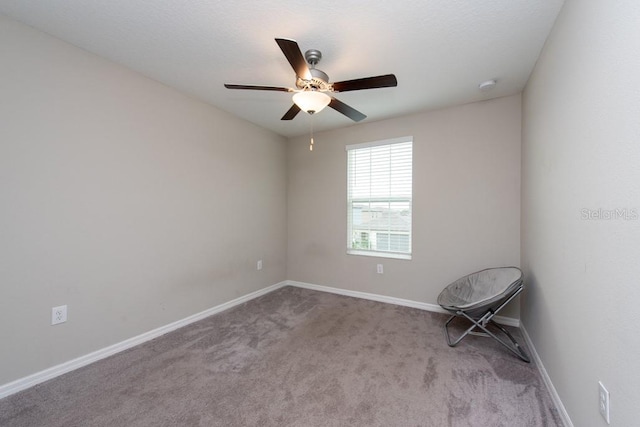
599, 381, 610, 424
52, 305, 67, 325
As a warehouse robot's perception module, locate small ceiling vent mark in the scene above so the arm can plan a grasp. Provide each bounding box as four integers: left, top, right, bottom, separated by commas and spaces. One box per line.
478, 79, 497, 91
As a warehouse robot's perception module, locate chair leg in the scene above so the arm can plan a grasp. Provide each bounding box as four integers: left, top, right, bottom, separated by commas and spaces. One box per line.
444, 315, 466, 346
488, 320, 530, 363
444, 312, 530, 363
443, 311, 491, 347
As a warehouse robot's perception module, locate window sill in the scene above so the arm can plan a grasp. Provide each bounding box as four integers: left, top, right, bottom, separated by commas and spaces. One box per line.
347, 249, 412, 260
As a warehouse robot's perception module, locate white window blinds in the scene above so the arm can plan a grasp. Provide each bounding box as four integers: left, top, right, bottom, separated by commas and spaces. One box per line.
346, 137, 413, 259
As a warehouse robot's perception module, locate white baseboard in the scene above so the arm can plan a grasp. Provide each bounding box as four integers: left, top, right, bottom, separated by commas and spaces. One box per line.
0, 281, 288, 400
1, 279, 521, 400
285, 280, 520, 327
520, 323, 573, 427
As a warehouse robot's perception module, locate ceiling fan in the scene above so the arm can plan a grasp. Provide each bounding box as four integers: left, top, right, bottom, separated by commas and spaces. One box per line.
224, 38, 398, 122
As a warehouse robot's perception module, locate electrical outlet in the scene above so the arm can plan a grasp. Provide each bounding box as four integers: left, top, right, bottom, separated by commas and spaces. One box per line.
599, 381, 610, 424
377, 264, 383, 274
51, 305, 67, 325
257, 260, 263, 271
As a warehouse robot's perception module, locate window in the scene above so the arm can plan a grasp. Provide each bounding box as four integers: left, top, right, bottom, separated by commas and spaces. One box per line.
346, 137, 413, 259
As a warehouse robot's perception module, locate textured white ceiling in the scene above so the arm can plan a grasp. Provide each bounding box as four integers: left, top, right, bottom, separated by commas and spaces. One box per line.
0, 0, 564, 137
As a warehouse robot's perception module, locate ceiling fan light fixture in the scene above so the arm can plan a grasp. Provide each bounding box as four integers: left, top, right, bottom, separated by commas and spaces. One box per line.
292, 91, 331, 114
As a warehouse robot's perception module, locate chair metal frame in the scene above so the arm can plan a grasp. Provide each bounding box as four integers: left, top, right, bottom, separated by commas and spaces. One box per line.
443, 283, 530, 363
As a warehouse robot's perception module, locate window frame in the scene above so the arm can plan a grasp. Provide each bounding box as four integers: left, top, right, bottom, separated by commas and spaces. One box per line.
346, 136, 413, 260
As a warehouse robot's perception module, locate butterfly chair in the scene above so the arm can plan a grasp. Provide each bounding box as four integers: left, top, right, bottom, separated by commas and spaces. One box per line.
437, 267, 530, 362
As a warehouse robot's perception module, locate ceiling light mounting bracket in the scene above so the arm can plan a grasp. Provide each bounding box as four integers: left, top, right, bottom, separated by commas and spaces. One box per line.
304, 49, 322, 67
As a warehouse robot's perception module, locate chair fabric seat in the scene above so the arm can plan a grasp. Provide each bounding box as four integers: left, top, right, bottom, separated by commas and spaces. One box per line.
437, 267, 522, 316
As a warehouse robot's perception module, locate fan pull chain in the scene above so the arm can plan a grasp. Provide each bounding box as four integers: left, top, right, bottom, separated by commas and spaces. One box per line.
309, 114, 314, 151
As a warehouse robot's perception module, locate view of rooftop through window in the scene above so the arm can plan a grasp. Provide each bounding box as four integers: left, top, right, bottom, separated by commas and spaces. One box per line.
347, 138, 413, 258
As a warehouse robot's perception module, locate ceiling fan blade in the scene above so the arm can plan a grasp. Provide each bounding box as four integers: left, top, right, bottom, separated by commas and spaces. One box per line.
275, 38, 311, 80
332, 74, 398, 92
281, 104, 301, 120
329, 97, 367, 122
224, 84, 292, 92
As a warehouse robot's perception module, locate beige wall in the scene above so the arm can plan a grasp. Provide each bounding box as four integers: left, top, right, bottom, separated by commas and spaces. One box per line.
287, 95, 522, 313
521, 0, 640, 425
0, 16, 287, 384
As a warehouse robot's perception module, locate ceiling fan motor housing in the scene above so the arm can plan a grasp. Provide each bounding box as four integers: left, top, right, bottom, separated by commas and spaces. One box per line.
296, 49, 331, 90
296, 68, 331, 91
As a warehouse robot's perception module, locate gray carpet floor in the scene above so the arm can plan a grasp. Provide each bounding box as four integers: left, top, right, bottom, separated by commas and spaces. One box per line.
1, 286, 562, 426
